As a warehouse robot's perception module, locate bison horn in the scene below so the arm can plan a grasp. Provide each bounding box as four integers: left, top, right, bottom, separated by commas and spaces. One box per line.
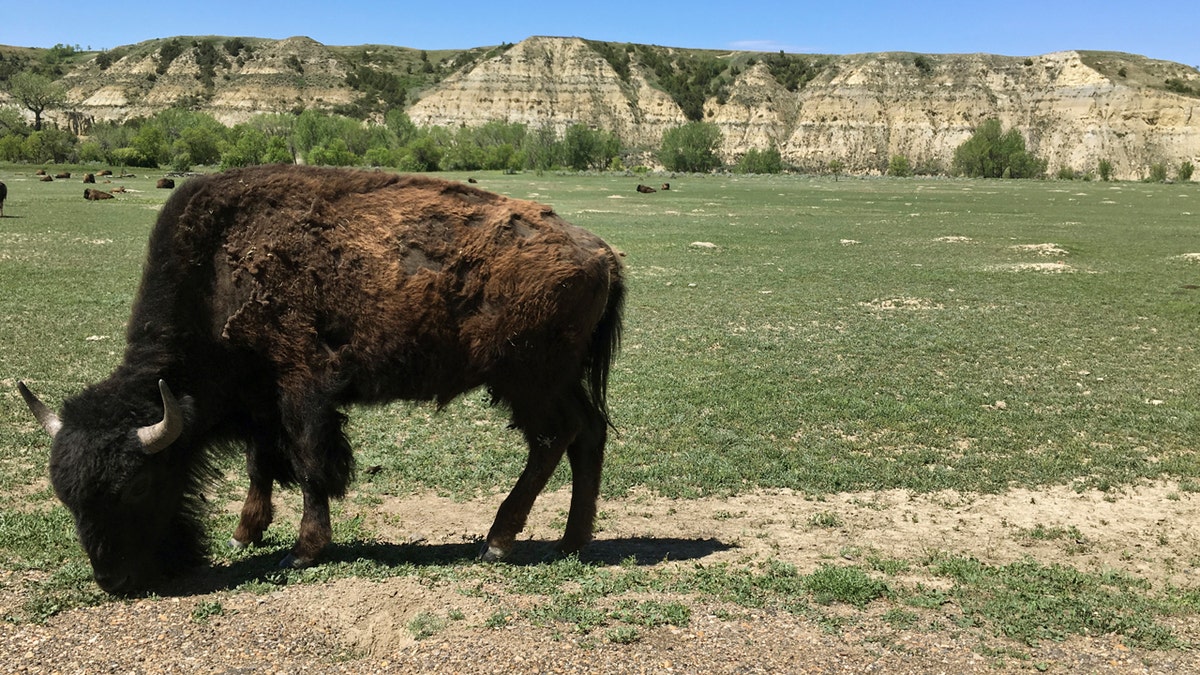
136, 380, 184, 454
18, 381, 63, 438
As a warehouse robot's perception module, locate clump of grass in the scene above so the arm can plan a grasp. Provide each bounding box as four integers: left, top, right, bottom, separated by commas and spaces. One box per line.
408, 611, 448, 640
804, 564, 890, 608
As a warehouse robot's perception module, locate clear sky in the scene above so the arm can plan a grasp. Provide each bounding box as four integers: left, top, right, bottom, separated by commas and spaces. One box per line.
3, 0, 1197, 68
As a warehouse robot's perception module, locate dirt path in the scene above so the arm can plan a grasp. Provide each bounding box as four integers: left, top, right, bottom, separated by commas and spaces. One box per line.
4, 484, 1199, 673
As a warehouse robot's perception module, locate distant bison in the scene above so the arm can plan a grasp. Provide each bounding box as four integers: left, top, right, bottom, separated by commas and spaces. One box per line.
84, 188, 114, 200
83, 173, 96, 184
55, 172, 71, 180
0, 181, 6, 217
661, 183, 670, 191
156, 178, 175, 189
97, 169, 113, 177
39, 175, 53, 182
636, 184, 656, 193
20, 165, 625, 595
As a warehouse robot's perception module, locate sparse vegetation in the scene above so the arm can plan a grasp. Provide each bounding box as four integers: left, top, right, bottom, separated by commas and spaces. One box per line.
4, 173, 1200, 669
634, 45, 730, 121
763, 51, 830, 92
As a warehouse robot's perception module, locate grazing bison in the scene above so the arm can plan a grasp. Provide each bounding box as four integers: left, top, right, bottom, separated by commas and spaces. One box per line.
20, 165, 625, 595
156, 178, 175, 189
84, 188, 114, 200
0, 181, 6, 217
636, 184, 656, 193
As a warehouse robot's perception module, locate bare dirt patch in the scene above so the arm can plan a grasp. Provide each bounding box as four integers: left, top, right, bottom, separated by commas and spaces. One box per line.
3, 484, 1199, 673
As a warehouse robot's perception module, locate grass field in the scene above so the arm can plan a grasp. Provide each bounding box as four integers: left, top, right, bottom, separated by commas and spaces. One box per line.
2, 167, 1200, 656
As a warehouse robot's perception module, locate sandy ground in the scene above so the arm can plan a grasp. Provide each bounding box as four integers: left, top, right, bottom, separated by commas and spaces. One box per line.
3, 483, 1200, 673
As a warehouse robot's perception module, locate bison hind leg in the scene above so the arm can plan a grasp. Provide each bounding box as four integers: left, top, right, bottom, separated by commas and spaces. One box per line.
482, 384, 606, 561
558, 387, 608, 555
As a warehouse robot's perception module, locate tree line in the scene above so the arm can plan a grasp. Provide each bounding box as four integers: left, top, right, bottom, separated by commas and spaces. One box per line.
0, 98, 741, 174
0, 91, 1191, 181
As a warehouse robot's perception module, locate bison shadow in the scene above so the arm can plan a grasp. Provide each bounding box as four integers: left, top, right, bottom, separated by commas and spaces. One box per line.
175, 536, 733, 596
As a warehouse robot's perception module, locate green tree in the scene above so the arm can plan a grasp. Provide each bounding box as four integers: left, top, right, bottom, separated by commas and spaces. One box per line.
564, 124, 619, 171
659, 122, 723, 173
402, 133, 443, 172
131, 124, 170, 167
952, 118, 1045, 178
827, 158, 845, 180
220, 127, 269, 167
526, 123, 563, 173
6, 72, 67, 131
308, 138, 358, 166
263, 136, 294, 164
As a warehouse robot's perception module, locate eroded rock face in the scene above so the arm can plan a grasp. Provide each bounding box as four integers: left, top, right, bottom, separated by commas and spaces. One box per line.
713, 50, 1200, 180
407, 37, 686, 148
30, 35, 1200, 179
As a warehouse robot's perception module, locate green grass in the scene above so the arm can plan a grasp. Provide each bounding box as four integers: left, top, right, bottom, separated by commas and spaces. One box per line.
2, 167, 1200, 650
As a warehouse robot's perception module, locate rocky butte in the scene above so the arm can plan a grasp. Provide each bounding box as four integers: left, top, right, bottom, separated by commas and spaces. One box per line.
7, 35, 1200, 180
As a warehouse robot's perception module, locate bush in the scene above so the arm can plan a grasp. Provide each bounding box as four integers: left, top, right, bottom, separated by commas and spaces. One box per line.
888, 155, 912, 177
1098, 159, 1114, 181
1178, 161, 1195, 182
735, 147, 783, 174
1146, 163, 1169, 183
952, 119, 1046, 179
659, 122, 723, 173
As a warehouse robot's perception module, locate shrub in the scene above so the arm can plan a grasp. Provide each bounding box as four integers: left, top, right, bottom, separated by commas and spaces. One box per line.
1178, 161, 1195, 182
952, 119, 1046, 179
659, 122, 723, 173
888, 154, 912, 177
1098, 159, 1114, 181
1146, 163, 1169, 183
736, 147, 784, 174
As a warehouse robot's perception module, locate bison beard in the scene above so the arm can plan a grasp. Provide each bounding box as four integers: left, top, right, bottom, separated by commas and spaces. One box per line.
20, 165, 624, 594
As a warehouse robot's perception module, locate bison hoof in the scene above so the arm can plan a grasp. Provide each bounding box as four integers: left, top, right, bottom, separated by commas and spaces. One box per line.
228, 537, 249, 551
279, 553, 314, 569
479, 543, 510, 562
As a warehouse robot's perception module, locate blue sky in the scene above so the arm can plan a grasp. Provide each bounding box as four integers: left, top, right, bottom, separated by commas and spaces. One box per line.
3, 0, 1197, 67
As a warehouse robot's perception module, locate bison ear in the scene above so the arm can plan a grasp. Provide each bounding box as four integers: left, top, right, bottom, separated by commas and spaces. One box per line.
18, 381, 63, 438
136, 380, 184, 454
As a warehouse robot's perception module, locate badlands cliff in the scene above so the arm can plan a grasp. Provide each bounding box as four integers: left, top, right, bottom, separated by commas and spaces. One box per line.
10, 35, 1200, 179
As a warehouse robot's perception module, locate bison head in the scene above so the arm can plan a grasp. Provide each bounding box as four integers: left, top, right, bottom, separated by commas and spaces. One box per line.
18, 380, 203, 595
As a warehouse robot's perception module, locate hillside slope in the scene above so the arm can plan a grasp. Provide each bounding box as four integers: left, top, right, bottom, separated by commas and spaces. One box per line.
2, 35, 1198, 179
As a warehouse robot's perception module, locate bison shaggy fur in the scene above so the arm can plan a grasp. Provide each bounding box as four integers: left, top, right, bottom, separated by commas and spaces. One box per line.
21, 165, 625, 594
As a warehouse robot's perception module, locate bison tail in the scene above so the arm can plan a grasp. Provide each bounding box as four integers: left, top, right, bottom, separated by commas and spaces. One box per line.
585, 269, 625, 427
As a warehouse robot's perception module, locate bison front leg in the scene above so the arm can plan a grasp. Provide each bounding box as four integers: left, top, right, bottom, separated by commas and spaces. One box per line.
230, 447, 274, 549
276, 401, 353, 569
281, 488, 333, 568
